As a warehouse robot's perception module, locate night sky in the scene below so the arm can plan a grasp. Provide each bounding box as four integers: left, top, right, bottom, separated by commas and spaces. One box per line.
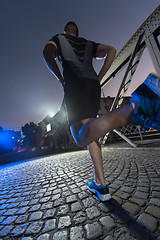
0, 0, 159, 131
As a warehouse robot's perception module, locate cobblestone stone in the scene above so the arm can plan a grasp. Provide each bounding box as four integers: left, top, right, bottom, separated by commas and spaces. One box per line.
78, 191, 89, 199
114, 226, 137, 240
145, 205, 160, 218
129, 197, 146, 207
28, 199, 39, 205
73, 211, 86, 224
15, 214, 28, 224
99, 216, 116, 231
86, 206, 101, 219
111, 207, 131, 223
42, 219, 56, 233
112, 195, 123, 205
133, 191, 149, 199
137, 213, 158, 231
54, 198, 66, 207
85, 222, 103, 239
11, 223, 29, 237
21, 237, 33, 240
0, 147, 160, 239
6, 202, 20, 208
57, 205, 69, 216
114, 191, 130, 200
120, 186, 135, 194
58, 216, 71, 229
0, 216, 5, 223
137, 186, 149, 193
3, 208, 18, 216
152, 191, 160, 198
19, 201, 30, 207
16, 206, 30, 214
43, 209, 56, 219
82, 197, 96, 208
39, 196, 50, 203
66, 195, 78, 203
25, 221, 44, 235
98, 202, 113, 213
0, 225, 14, 237
29, 211, 43, 221
0, 226, 4, 231
1, 215, 17, 224
103, 236, 116, 240
37, 233, 50, 240
51, 194, 61, 201
71, 202, 82, 212
122, 202, 140, 215
28, 204, 41, 212
52, 230, 68, 240
62, 191, 71, 197
149, 198, 160, 207
41, 202, 53, 210
70, 226, 85, 240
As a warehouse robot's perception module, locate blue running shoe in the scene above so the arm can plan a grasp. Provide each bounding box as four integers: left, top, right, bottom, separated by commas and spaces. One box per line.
88, 179, 111, 201
130, 74, 160, 131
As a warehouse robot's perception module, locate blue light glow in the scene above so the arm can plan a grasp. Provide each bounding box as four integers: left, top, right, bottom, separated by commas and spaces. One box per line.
0, 131, 14, 150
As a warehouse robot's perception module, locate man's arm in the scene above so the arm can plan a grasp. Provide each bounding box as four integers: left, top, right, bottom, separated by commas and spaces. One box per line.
96, 44, 116, 82
43, 41, 65, 87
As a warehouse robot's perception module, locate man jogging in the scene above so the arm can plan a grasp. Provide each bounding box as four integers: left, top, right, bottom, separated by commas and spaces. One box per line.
43, 21, 160, 201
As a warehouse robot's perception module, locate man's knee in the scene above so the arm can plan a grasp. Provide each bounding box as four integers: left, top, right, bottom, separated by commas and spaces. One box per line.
70, 121, 82, 146
70, 118, 91, 147
70, 125, 85, 147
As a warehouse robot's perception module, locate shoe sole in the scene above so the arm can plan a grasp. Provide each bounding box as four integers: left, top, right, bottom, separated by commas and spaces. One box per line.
88, 187, 112, 201
132, 74, 160, 99
145, 74, 160, 97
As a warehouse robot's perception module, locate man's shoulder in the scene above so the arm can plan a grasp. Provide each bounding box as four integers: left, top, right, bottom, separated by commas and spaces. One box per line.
49, 33, 62, 42
50, 33, 95, 44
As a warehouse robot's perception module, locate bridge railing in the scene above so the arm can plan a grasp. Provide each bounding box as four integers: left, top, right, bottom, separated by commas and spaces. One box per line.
100, 6, 160, 146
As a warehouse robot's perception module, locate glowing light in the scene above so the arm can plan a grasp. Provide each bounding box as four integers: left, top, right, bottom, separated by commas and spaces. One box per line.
47, 124, 51, 132
0, 131, 14, 149
41, 105, 58, 118
48, 111, 55, 117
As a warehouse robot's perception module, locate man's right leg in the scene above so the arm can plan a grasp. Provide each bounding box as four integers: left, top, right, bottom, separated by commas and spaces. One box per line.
71, 102, 134, 147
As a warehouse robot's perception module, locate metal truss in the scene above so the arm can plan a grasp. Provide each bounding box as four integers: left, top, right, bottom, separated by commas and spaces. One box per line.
100, 6, 160, 88
101, 6, 160, 147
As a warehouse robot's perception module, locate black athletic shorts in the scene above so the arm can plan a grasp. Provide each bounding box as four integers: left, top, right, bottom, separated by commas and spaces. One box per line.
64, 79, 101, 126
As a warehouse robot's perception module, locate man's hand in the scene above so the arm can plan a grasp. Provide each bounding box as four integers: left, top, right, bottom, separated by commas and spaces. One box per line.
43, 41, 65, 87
96, 44, 116, 82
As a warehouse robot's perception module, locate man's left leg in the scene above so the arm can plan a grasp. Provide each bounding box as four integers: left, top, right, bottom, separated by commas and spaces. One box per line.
70, 118, 111, 201
71, 118, 105, 183
87, 140, 112, 201
88, 140, 104, 184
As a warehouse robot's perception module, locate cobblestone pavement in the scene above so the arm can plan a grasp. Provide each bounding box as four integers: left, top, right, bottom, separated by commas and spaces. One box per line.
0, 147, 160, 240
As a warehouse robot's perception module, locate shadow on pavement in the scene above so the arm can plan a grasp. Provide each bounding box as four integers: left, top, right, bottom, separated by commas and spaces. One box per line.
103, 198, 156, 240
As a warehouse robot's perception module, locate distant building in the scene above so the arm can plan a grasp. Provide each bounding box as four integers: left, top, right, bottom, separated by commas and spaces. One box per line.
38, 101, 77, 152
38, 96, 132, 151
